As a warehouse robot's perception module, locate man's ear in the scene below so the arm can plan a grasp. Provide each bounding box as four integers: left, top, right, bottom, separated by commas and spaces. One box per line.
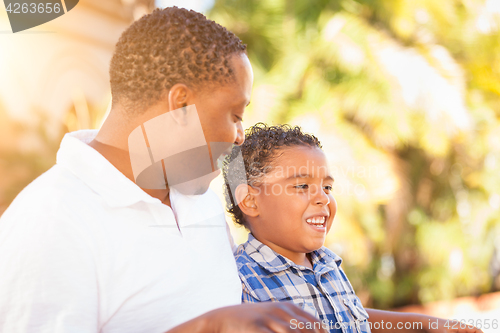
168, 84, 190, 126
235, 184, 259, 218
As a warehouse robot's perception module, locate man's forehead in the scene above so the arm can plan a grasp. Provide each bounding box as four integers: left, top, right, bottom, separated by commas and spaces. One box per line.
216, 82, 251, 105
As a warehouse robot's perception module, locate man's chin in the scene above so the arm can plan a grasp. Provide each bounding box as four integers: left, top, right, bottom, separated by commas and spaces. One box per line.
171, 169, 220, 195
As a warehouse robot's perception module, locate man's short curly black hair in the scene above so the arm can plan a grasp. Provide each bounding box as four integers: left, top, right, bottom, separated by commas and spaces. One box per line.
222, 123, 322, 230
109, 6, 247, 113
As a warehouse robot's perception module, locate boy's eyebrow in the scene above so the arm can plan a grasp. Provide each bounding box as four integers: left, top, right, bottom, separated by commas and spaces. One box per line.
287, 174, 335, 182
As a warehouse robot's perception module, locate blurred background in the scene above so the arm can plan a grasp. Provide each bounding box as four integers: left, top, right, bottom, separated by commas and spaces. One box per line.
1, 0, 499, 328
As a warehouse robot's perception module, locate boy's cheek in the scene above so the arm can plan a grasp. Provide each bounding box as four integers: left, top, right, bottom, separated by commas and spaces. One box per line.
328, 195, 337, 210
327, 197, 338, 221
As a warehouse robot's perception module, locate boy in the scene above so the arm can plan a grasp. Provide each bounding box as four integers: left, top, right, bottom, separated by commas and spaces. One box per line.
223, 123, 483, 333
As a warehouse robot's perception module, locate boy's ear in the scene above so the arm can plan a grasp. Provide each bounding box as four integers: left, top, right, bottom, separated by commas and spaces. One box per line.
235, 184, 259, 218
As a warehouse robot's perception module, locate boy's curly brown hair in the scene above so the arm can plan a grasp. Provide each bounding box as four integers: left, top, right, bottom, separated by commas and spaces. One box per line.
222, 123, 322, 230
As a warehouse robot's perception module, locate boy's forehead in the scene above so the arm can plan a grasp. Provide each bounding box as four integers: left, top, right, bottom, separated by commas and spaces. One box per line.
263, 148, 333, 180
276, 146, 327, 164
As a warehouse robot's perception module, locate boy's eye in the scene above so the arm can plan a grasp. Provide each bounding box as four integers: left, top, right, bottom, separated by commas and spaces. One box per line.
294, 184, 309, 189
323, 185, 333, 192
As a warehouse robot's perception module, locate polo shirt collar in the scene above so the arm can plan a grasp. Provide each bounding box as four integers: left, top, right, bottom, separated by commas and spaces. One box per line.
56, 130, 161, 207
244, 233, 343, 273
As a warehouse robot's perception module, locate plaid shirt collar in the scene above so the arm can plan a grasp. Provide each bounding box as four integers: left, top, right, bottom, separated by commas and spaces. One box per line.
243, 233, 343, 274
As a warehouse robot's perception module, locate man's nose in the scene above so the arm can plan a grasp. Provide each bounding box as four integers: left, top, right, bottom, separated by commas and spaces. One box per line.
234, 122, 244, 146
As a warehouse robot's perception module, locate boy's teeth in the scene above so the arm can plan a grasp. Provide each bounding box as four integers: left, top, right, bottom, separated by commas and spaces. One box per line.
306, 217, 326, 225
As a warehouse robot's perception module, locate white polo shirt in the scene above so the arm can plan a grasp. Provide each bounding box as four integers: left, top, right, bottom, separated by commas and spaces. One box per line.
0, 130, 242, 333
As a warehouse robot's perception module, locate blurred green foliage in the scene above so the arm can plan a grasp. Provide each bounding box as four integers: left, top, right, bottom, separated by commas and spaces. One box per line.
209, 0, 500, 308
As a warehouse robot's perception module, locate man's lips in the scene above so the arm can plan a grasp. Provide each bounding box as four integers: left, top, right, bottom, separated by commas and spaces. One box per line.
214, 149, 233, 170
208, 142, 234, 171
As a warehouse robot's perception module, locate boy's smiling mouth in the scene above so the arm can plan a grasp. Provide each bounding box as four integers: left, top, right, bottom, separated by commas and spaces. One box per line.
305, 214, 328, 229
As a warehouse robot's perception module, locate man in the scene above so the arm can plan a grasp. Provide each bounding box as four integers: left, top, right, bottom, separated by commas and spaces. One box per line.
0, 7, 324, 333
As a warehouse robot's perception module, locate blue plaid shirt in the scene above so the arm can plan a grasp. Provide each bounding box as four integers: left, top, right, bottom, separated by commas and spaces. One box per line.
235, 234, 371, 333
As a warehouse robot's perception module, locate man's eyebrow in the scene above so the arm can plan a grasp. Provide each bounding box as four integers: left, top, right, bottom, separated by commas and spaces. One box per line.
233, 100, 249, 110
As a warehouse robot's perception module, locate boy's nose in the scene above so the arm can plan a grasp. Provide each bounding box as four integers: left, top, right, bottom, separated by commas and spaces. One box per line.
312, 187, 330, 206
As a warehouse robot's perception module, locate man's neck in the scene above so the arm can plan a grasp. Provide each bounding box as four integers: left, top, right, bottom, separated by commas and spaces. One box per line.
90, 104, 186, 206
88, 130, 171, 207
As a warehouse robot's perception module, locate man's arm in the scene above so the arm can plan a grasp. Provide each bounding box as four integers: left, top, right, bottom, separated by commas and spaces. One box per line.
166, 303, 329, 333
366, 308, 484, 333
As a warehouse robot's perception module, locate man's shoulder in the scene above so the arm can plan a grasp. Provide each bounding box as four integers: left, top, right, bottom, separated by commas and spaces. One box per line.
1, 164, 96, 220
0, 165, 100, 261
